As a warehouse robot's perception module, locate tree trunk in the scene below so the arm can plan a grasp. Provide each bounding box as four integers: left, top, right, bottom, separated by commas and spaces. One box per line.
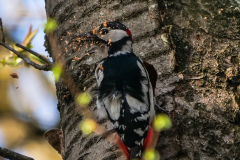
44, 0, 240, 159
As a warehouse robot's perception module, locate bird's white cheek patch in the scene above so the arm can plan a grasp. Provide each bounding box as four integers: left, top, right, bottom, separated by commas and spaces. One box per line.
108, 29, 128, 42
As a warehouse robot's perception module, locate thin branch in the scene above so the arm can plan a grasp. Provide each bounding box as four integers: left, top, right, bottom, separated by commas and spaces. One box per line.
0, 18, 5, 43
0, 146, 34, 160
16, 43, 53, 65
0, 42, 52, 71
0, 17, 52, 71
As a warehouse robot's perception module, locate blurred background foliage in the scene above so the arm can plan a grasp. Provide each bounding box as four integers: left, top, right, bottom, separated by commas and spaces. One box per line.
0, 0, 61, 159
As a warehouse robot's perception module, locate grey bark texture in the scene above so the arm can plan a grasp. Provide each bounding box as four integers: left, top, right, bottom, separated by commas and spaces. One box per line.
44, 0, 240, 159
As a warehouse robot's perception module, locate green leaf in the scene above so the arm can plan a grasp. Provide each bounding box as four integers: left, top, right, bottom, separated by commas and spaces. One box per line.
28, 54, 46, 64
22, 28, 38, 48
52, 63, 62, 81
0, 58, 7, 69
11, 57, 22, 66
153, 114, 172, 131
0, 58, 7, 65
0, 55, 23, 68
143, 149, 160, 160
76, 92, 92, 107
12, 55, 22, 65
79, 119, 96, 135
44, 19, 58, 33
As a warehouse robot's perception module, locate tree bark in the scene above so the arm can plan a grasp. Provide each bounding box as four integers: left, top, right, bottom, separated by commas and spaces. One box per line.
44, 0, 240, 159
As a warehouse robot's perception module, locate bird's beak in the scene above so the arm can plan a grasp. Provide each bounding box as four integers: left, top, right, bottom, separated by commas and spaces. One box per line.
72, 27, 107, 44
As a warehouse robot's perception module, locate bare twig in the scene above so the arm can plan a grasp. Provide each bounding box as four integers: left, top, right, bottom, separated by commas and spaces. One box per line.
0, 146, 34, 160
0, 18, 5, 42
0, 17, 53, 71
16, 43, 53, 65
0, 42, 52, 71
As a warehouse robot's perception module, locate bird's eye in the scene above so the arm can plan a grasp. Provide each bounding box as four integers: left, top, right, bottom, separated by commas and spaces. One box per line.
100, 29, 109, 35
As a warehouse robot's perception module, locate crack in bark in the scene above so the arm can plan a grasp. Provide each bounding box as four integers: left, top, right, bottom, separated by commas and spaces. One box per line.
66, 112, 83, 134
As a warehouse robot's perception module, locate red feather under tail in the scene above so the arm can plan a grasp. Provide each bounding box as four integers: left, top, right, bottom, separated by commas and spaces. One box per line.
116, 135, 130, 160
116, 127, 154, 160
143, 126, 154, 149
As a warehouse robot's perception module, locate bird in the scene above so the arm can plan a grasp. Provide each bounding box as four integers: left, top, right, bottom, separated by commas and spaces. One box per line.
74, 21, 157, 160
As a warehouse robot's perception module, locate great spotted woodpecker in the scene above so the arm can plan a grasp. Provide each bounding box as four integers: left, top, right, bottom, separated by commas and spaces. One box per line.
74, 22, 157, 160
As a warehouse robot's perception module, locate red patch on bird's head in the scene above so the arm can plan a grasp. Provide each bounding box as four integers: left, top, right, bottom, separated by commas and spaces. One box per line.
126, 29, 132, 40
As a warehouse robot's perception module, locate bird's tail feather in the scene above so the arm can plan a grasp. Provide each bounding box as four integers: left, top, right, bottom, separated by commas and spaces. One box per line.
116, 127, 154, 160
